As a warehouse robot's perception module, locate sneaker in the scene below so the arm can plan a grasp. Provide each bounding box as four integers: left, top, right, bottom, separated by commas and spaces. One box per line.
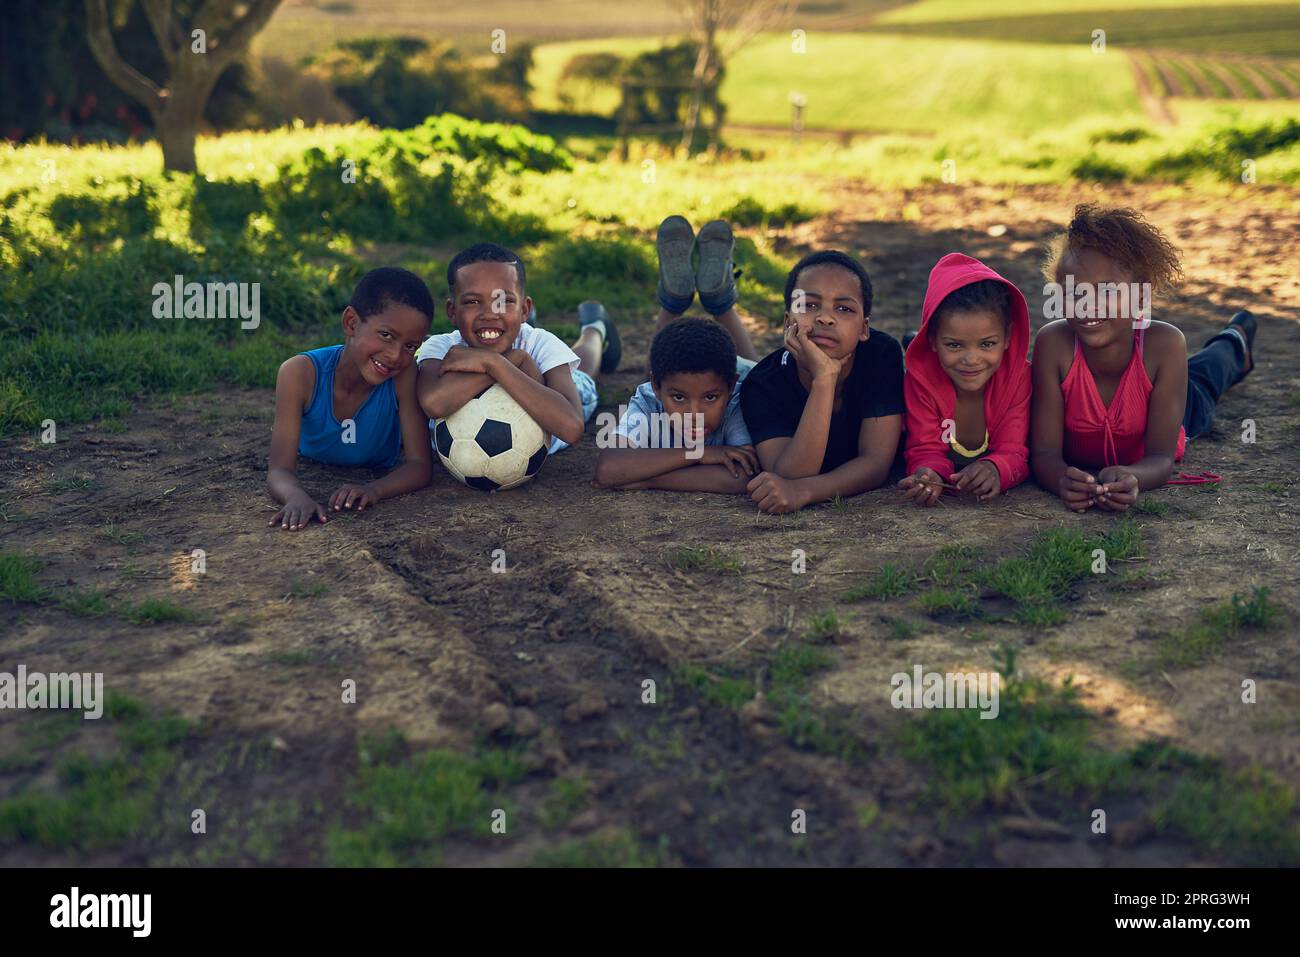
695, 219, 738, 315
1224, 309, 1256, 375
656, 215, 696, 314
579, 300, 620, 374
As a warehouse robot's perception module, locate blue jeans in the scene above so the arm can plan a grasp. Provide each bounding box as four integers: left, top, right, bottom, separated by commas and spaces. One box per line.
1184, 331, 1247, 439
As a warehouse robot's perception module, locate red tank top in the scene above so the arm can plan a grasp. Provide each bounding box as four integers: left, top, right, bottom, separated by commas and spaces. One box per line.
1060, 327, 1186, 470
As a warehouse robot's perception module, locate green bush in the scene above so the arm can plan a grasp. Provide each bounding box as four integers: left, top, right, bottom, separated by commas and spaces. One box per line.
1147, 118, 1300, 182
303, 36, 529, 129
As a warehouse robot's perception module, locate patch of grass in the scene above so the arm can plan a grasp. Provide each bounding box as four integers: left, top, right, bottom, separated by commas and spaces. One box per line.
0, 551, 45, 603
915, 587, 980, 620
120, 598, 200, 625
806, 609, 841, 643
842, 563, 918, 601
0, 501, 25, 523
886, 619, 922, 641
1154, 587, 1280, 670
530, 830, 668, 868
675, 663, 754, 710
98, 523, 148, 547
327, 738, 526, 867
539, 776, 588, 830
667, 545, 742, 573
978, 520, 1143, 625
290, 580, 328, 599
900, 652, 1298, 862
921, 543, 980, 587
768, 642, 860, 758
47, 474, 98, 493
1133, 497, 1170, 516
0, 692, 191, 851
57, 589, 112, 617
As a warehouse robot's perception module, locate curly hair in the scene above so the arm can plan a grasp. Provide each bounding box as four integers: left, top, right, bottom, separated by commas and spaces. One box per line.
649, 317, 738, 386
1043, 203, 1184, 297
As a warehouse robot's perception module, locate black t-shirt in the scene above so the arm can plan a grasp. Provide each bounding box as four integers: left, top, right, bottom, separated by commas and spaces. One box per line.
740, 332, 905, 473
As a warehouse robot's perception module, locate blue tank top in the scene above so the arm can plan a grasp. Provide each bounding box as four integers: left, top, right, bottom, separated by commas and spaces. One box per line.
297, 345, 401, 469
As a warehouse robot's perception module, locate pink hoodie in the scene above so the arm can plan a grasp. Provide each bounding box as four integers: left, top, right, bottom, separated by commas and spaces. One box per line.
904, 253, 1032, 490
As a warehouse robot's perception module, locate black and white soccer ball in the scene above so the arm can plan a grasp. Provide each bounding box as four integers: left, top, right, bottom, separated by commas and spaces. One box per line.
433, 384, 550, 491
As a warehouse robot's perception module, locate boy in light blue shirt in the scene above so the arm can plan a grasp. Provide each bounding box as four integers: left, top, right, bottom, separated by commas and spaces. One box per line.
593, 317, 758, 494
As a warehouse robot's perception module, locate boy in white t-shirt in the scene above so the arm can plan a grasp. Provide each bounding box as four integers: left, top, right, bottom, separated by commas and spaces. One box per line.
416, 243, 621, 454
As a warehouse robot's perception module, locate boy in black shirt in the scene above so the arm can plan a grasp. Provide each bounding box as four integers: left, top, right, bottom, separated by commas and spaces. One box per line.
740, 250, 904, 513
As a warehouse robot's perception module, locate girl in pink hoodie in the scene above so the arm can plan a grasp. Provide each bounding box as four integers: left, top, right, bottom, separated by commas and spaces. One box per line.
899, 254, 1032, 506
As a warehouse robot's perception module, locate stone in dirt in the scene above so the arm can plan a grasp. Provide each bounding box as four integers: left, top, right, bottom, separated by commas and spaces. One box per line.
511, 707, 540, 737
563, 691, 608, 723
481, 702, 511, 732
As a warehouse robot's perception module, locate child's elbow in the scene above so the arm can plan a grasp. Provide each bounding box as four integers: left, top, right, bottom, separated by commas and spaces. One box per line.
557, 415, 585, 447
592, 455, 616, 489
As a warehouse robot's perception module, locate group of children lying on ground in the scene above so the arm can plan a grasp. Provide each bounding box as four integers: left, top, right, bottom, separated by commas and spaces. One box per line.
267, 203, 1258, 529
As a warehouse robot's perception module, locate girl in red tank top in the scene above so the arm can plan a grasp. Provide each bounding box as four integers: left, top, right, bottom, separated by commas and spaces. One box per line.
1031, 204, 1255, 514
1060, 324, 1187, 471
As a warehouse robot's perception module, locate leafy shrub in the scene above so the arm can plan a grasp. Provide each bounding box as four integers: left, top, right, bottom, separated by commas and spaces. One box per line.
303, 36, 529, 129
1147, 118, 1300, 182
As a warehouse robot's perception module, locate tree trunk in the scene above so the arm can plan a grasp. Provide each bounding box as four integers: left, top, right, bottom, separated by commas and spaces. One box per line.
156, 108, 198, 173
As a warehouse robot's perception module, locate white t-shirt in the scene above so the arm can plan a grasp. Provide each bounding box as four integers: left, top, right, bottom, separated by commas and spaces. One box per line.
415, 325, 579, 376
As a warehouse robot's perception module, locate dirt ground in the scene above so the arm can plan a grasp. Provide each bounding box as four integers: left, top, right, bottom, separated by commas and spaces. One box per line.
2, 181, 1298, 866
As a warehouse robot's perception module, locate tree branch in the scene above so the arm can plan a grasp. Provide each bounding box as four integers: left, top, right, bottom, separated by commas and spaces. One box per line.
84, 0, 164, 114
193, 0, 284, 73
140, 0, 178, 69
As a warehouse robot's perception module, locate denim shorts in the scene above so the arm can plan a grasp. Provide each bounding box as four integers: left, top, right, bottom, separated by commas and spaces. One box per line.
549, 367, 598, 454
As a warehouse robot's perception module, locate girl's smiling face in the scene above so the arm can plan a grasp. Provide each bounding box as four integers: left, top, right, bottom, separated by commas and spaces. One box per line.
1057, 246, 1139, 348
930, 307, 1008, 394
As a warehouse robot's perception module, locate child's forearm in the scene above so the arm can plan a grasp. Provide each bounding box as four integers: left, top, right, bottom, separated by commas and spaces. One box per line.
594, 448, 698, 487
771, 377, 835, 478
791, 454, 890, 505
491, 358, 585, 445
421, 370, 496, 420
1127, 455, 1175, 490
1032, 450, 1071, 494
268, 467, 310, 505
369, 460, 433, 501
616, 465, 750, 494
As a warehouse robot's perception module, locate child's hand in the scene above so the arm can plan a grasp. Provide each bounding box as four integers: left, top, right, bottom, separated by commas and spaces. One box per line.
899, 467, 945, 506
440, 345, 501, 377
328, 483, 380, 513
1059, 466, 1099, 511
506, 349, 544, 382
953, 460, 1001, 502
701, 444, 759, 478
270, 493, 328, 530
784, 319, 840, 381
747, 471, 807, 514
1095, 467, 1139, 512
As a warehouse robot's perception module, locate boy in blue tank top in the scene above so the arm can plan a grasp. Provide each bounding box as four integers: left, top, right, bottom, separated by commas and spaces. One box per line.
267, 267, 435, 530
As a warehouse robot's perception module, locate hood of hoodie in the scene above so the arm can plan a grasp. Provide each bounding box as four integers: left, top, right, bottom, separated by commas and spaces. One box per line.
904, 252, 1030, 415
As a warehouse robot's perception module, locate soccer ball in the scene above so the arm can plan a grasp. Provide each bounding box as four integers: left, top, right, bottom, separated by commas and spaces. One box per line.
433, 384, 550, 491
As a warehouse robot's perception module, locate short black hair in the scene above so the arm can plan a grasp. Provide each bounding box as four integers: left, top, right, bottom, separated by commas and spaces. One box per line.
446, 242, 526, 295
350, 266, 435, 322
929, 279, 1013, 337
650, 318, 737, 386
784, 250, 872, 316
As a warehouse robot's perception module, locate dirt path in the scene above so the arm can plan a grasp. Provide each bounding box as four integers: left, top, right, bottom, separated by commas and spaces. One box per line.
2, 181, 1298, 866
